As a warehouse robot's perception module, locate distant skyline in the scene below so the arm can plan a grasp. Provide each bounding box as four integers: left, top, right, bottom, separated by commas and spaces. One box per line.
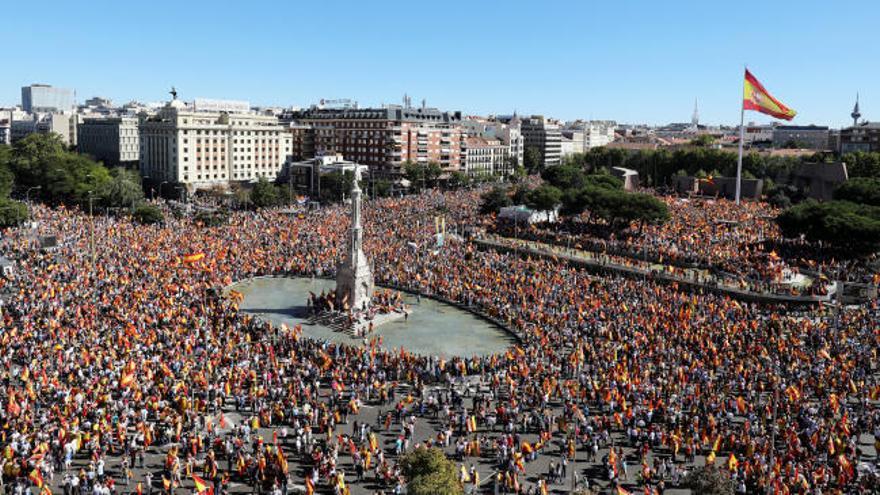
2, 0, 877, 127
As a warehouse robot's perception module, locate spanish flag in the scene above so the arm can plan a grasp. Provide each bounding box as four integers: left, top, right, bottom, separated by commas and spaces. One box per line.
466, 416, 477, 433
29, 469, 44, 488
192, 474, 213, 495
182, 252, 206, 263
743, 69, 796, 120
120, 372, 136, 389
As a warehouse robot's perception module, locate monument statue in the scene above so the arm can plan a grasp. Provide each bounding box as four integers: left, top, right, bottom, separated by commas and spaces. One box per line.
335, 166, 373, 312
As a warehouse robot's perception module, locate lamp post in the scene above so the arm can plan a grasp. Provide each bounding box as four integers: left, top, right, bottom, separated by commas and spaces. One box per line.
87, 191, 96, 265
24, 186, 41, 223
25, 186, 41, 204
158, 181, 168, 200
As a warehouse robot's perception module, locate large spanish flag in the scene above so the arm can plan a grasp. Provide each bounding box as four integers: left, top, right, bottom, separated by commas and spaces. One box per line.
743, 69, 796, 120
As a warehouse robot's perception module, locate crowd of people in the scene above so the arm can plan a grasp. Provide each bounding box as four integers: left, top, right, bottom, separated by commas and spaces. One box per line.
0, 185, 877, 495
490, 195, 868, 295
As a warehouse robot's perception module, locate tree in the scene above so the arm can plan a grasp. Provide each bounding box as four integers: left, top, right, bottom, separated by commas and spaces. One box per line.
682, 465, 735, 495
511, 164, 527, 183
372, 178, 392, 198
525, 184, 563, 212
251, 177, 281, 208
843, 151, 880, 178
0, 199, 28, 227
400, 447, 463, 495
541, 164, 587, 189
448, 171, 469, 190
776, 199, 880, 254
131, 204, 164, 225
690, 134, 715, 147
319, 170, 354, 202
100, 167, 144, 208
524, 146, 543, 173
425, 162, 443, 188
833, 177, 880, 206
480, 186, 512, 214
403, 161, 426, 191
567, 188, 669, 229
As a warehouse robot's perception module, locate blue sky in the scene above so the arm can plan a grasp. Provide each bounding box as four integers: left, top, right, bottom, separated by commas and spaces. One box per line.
2, 0, 877, 127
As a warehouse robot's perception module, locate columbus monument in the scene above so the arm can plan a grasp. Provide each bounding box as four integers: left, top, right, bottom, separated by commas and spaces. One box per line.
335, 166, 374, 312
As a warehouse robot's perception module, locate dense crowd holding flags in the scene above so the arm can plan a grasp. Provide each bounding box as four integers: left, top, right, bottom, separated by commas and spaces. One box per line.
0, 179, 876, 494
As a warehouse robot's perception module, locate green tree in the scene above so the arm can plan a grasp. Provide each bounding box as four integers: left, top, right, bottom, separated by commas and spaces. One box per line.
448, 171, 469, 190
690, 134, 715, 147
319, 170, 355, 202
0, 199, 28, 227
511, 164, 527, 183
525, 184, 563, 212
131, 204, 164, 225
833, 177, 880, 206
682, 465, 735, 495
100, 167, 144, 208
777, 199, 880, 254
400, 447, 463, 495
843, 151, 880, 178
425, 161, 443, 188
403, 161, 426, 191
480, 186, 513, 214
372, 178, 392, 197
524, 146, 543, 173
541, 164, 587, 189
251, 177, 281, 208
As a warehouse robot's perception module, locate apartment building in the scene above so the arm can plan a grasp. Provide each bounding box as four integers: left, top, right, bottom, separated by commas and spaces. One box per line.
521, 116, 561, 167
463, 136, 508, 177
288, 103, 465, 174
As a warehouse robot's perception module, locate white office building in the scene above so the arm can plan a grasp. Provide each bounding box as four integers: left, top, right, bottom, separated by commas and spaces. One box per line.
139, 98, 292, 190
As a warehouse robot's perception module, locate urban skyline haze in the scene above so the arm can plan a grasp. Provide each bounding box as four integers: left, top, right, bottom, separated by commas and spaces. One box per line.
3, 0, 877, 127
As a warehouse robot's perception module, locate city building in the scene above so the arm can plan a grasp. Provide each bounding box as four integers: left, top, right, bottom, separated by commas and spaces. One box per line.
741, 123, 776, 146
559, 130, 584, 158
463, 136, 508, 177
771, 125, 830, 150
462, 115, 523, 172
77, 117, 140, 167
289, 100, 465, 175
520, 116, 561, 167
10, 113, 78, 146
285, 122, 316, 161
0, 120, 9, 145
287, 153, 364, 197
21, 84, 75, 113
138, 96, 292, 191
839, 95, 880, 153
840, 123, 880, 153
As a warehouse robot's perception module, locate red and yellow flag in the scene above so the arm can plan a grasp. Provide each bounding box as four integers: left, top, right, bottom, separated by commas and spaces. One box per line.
192, 474, 213, 495
182, 252, 206, 263
743, 69, 796, 120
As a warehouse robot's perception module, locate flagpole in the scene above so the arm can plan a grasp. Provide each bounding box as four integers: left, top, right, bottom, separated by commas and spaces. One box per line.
736, 66, 746, 205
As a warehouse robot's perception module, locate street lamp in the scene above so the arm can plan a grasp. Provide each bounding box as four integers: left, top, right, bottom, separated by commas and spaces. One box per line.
25, 186, 41, 204
87, 191, 96, 265
158, 181, 168, 200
